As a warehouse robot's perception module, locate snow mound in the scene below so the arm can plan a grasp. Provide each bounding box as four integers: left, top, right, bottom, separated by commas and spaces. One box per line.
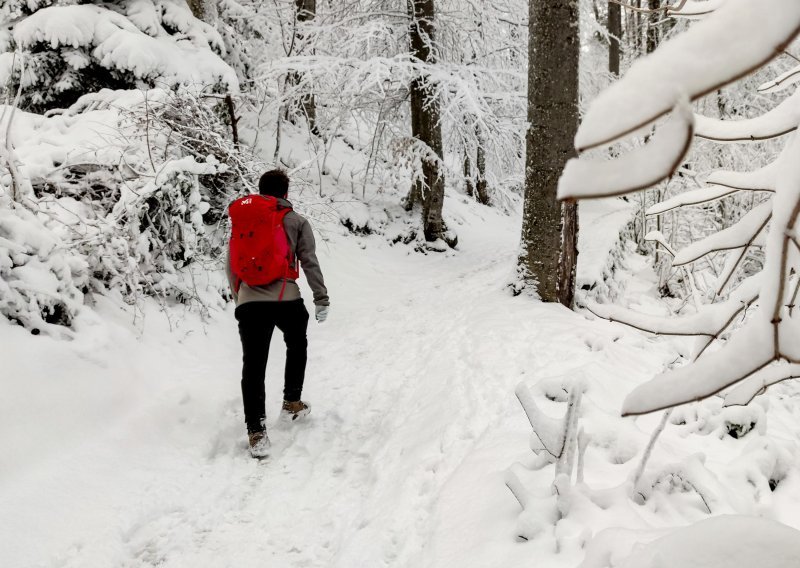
618, 515, 800, 568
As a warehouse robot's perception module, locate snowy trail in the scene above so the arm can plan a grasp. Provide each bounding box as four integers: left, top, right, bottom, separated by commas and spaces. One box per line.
0, 212, 526, 567
1, 205, 672, 568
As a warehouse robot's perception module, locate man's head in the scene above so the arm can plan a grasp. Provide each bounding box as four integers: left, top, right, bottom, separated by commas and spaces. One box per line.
258, 169, 290, 198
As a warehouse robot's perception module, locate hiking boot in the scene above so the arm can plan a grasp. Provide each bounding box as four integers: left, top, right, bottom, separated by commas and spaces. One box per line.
248, 431, 271, 459
281, 400, 311, 422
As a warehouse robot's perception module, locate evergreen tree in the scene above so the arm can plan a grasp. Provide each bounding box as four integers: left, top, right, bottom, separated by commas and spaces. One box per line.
0, 0, 236, 112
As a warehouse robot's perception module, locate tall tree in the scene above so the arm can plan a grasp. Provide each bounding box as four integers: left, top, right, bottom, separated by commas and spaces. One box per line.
646, 0, 661, 54
519, 0, 580, 305
290, 0, 318, 134
406, 0, 450, 245
608, 0, 622, 75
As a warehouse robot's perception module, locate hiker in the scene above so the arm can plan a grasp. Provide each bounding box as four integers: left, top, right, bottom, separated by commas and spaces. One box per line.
226, 169, 330, 458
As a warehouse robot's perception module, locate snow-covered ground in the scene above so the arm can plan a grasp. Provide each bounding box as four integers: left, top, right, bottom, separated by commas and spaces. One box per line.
3, 196, 800, 568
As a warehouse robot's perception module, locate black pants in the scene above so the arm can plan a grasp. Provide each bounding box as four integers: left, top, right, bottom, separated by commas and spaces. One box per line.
235, 300, 309, 433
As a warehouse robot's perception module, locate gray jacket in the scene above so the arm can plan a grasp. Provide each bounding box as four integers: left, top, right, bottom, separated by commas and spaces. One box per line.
226, 198, 329, 307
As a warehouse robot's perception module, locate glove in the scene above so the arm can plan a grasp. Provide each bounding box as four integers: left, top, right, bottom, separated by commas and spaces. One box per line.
315, 305, 329, 323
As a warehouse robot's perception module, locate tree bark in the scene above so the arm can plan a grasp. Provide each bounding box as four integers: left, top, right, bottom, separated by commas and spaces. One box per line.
288, 0, 318, 135
464, 150, 475, 198
519, 0, 580, 306
475, 123, 490, 205
646, 0, 661, 55
187, 0, 218, 24
608, 0, 622, 75
407, 0, 449, 244
463, 119, 490, 205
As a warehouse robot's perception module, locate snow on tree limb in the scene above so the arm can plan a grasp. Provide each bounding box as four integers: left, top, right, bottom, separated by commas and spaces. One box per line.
668, 0, 726, 19
567, 0, 800, 417
646, 185, 743, 216
695, 89, 800, 142
574, 0, 800, 151
672, 202, 771, 266
558, 102, 693, 200
713, 222, 770, 296
586, 276, 759, 337
758, 64, 800, 94
644, 231, 676, 256
705, 160, 779, 192
515, 383, 567, 457
621, 318, 775, 416
623, 133, 800, 415
723, 363, 800, 406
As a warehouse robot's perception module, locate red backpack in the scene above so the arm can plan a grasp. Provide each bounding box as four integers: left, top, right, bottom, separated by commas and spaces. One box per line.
228, 195, 300, 294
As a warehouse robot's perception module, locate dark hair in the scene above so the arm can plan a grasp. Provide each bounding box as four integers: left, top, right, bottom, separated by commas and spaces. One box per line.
259, 169, 290, 197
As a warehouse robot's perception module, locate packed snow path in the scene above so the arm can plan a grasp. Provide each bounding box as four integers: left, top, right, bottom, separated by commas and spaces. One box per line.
0, 205, 687, 567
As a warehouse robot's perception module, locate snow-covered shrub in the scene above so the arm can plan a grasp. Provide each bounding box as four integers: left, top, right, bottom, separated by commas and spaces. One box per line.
0, 86, 262, 331
0, 197, 88, 333
0, 0, 237, 112
114, 88, 263, 222
68, 89, 262, 301
94, 160, 216, 300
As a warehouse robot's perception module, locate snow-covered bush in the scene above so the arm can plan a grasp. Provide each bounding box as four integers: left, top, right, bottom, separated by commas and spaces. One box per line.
0, 87, 262, 332
0, 0, 237, 112
0, 197, 88, 333
558, 0, 800, 416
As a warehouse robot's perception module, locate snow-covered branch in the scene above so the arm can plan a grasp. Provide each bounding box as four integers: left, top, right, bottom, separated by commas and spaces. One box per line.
558, 101, 693, 200
574, 0, 800, 151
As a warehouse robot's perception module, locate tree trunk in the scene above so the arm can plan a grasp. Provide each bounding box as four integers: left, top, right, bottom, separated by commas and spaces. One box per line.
407, 0, 449, 244
464, 150, 475, 198
475, 124, 490, 205
644, 0, 661, 251
608, 0, 621, 75
187, 0, 218, 24
463, 120, 490, 205
559, 200, 579, 307
646, 0, 661, 55
288, 0, 318, 135
519, 0, 580, 306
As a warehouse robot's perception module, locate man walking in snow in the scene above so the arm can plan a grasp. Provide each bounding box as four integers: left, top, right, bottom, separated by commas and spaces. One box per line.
226, 169, 329, 458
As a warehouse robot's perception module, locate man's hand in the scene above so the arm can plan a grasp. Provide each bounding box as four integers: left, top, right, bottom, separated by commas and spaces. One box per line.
315, 305, 329, 323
